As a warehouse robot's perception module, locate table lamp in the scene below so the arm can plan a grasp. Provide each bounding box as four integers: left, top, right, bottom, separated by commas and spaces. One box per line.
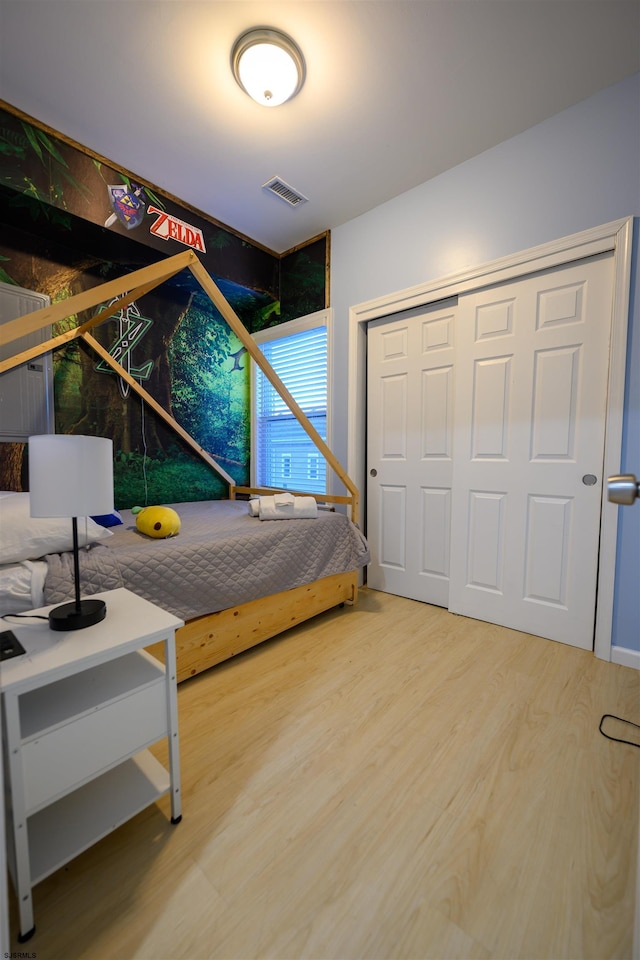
28, 434, 114, 631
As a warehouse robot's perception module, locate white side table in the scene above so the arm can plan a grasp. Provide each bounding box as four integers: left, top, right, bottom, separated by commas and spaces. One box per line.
0, 703, 9, 956
0, 587, 183, 943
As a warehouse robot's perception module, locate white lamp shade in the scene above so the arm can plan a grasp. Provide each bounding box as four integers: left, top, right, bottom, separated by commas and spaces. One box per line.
28, 435, 114, 518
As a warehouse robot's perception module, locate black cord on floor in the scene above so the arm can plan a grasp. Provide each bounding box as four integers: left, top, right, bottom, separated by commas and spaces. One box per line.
599, 714, 640, 748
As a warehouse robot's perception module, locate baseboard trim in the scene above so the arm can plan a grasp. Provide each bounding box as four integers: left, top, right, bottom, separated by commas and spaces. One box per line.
610, 645, 640, 671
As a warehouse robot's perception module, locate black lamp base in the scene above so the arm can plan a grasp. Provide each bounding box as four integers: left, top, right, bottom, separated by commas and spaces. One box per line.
49, 598, 107, 631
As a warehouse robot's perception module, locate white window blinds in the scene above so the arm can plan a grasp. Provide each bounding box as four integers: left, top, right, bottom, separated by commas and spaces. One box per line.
255, 324, 328, 493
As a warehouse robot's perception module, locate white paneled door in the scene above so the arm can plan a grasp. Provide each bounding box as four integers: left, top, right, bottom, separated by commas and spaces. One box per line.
449, 254, 614, 648
367, 300, 457, 606
367, 253, 614, 650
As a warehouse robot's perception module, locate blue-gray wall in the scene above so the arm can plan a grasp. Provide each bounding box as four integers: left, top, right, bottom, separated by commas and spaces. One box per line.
331, 73, 640, 652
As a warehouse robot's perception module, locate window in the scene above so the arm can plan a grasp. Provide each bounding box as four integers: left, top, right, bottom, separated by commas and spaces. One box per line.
252, 310, 331, 494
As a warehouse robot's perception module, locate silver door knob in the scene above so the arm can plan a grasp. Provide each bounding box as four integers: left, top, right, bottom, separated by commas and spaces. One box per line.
607, 474, 639, 505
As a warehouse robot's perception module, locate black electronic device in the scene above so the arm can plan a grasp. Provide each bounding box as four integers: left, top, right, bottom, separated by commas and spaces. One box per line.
0, 629, 26, 661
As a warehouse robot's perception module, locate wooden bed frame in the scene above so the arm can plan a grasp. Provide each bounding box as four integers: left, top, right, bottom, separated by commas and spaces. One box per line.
149, 569, 358, 682
148, 484, 362, 682
0, 253, 364, 683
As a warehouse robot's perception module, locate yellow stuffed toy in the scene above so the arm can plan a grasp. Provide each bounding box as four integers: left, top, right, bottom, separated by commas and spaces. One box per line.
132, 505, 181, 539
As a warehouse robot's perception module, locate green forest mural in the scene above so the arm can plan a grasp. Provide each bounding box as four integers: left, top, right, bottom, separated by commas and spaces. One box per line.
0, 102, 328, 507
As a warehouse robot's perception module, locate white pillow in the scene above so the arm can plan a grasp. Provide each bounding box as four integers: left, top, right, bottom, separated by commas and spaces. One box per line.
0, 492, 112, 563
0, 560, 47, 614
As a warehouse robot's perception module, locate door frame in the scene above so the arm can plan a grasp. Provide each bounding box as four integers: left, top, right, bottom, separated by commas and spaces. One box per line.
347, 217, 633, 662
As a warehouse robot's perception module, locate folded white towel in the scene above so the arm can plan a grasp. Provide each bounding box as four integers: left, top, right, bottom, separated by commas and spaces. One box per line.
258, 496, 283, 519
296, 497, 318, 519
248, 495, 318, 520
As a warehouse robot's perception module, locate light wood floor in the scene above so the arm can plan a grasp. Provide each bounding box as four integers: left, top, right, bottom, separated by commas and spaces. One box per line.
8, 589, 640, 959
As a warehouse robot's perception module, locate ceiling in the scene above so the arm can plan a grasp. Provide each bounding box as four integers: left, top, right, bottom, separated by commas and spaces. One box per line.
1, 1, 638, 255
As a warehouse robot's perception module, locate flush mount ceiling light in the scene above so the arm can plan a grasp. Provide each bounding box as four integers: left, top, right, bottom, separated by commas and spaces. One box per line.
232, 28, 305, 107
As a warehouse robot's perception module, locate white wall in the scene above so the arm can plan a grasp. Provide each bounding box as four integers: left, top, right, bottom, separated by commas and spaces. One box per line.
331, 73, 640, 652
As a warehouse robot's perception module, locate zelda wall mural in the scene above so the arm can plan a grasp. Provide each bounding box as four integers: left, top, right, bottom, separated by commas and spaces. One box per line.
0, 102, 328, 506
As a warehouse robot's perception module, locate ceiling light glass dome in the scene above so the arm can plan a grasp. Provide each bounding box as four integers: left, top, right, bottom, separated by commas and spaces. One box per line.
232, 28, 305, 107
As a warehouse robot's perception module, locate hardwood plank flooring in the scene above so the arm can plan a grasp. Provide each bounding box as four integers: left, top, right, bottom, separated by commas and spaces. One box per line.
8, 589, 639, 959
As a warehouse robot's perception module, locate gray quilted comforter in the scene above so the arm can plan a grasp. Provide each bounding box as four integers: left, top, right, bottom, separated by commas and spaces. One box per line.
44, 499, 370, 621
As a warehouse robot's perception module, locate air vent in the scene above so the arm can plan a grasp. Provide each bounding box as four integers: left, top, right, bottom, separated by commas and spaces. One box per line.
262, 176, 309, 207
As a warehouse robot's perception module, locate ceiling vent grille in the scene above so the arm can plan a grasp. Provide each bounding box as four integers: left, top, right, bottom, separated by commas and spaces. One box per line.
262, 176, 308, 207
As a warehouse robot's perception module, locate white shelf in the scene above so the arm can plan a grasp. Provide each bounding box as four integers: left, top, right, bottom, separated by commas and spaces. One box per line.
18, 650, 165, 741
27, 751, 170, 885
22, 677, 167, 815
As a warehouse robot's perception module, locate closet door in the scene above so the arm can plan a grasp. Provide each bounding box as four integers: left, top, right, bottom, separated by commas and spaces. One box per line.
367, 301, 456, 606
448, 253, 614, 649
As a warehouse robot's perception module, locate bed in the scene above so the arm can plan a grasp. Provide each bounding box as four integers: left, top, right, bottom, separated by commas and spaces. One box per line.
0, 489, 369, 681
0, 252, 368, 681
